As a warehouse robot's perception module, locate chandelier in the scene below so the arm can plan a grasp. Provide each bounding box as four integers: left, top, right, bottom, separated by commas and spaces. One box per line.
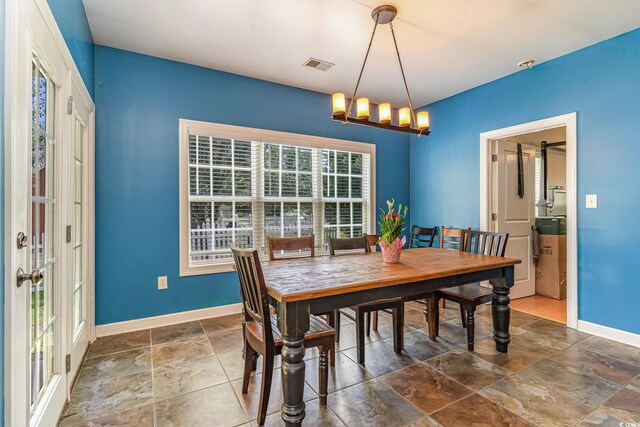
332, 5, 430, 136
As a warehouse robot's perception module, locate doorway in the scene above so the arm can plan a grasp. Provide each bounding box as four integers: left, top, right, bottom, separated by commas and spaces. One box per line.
5, 0, 95, 425
479, 114, 577, 328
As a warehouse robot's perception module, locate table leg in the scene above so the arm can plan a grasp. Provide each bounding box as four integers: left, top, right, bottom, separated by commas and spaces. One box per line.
491, 266, 514, 353
277, 301, 310, 427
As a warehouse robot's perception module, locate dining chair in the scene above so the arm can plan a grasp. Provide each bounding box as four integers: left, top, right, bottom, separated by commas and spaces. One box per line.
231, 246, 335, 426
408, 225, 437, 248
267, 235, 336, 335
430, 230, 509, 351
403, 226, 438, 325
267, 235, 315, 260
329, 236, 404, 363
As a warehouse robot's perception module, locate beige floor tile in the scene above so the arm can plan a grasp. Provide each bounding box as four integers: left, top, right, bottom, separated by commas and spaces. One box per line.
151, 321, 205, 345
432, 393, 534, 427
63, 371, 153, 424
328, 379, 424, 427
75, 347, 151, 388
155, 383, 248, 427
59, 404, 154, 427
200, 313, 244, 335
426, 348, 509, 390
153, 354, 228, 400
152, 335, 214, 368
87, 330, 150, 359
379, 363, 472, 414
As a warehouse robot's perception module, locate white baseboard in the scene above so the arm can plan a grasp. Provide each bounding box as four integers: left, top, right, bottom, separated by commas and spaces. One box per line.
95, 303, 243, 338
577, 320, 640, 348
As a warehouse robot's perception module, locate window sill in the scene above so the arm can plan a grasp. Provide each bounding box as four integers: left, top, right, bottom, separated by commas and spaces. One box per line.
180, 263, 236, 277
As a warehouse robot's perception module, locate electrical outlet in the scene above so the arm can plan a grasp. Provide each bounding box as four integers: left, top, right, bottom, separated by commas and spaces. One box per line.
585, 194, 598, 209
158, 276, 168, 290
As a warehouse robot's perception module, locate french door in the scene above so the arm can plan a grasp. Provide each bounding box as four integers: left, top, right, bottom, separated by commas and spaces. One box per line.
6, 0, 95, 425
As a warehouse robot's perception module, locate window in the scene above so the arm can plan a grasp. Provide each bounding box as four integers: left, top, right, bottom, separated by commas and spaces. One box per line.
180, 120, 375, 275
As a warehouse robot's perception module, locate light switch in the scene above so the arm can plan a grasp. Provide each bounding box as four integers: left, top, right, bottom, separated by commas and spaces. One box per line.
586, 194, 598, 209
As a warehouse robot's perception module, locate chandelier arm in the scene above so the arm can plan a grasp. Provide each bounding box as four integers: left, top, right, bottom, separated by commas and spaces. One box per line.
389, 21, 417, 126
347, 20, 378, 117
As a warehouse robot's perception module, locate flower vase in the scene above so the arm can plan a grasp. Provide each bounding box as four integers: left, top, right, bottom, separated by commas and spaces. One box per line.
378, 236, 406, 264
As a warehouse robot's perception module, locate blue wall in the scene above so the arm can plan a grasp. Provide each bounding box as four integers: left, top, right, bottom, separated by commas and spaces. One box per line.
410, 28, 640, 335
94, 46, 411, 325
47, 0, 94, 98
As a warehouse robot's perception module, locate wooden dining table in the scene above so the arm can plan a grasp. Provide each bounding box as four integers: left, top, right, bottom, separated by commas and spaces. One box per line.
262, 247, 521, 426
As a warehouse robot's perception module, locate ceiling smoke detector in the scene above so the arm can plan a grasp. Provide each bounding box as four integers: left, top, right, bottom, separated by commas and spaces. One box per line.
303, 57, 334, 71
518, 59, 535, 69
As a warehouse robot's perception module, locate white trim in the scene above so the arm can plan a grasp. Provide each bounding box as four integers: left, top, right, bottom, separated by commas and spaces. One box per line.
4, 0, 95, 424
479, 113, 578, 329
578, 320, 640, 348
178, 119, 377, 277
95, 303, 244, 337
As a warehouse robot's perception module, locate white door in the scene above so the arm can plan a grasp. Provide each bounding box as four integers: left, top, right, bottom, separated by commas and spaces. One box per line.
6, 0, 95, 425
492, 141, 536, 299
67, 79, 93, 379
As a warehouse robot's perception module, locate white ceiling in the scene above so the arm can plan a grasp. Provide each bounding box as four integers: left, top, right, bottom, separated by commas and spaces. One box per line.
83, 0, 640, 106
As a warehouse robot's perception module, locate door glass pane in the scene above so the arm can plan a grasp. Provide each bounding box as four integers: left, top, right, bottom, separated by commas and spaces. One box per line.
30, 60, 57, 411
72, 117, 85, 334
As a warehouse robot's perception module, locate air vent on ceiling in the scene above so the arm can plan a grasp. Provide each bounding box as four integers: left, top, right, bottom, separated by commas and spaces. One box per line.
303, 57, 334, 71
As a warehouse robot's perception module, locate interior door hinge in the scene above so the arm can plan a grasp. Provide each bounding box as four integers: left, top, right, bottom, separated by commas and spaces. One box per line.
67, 96, 74, 115
66, 225, 72, 243
491, 154, 498, 162
66, 354, 71, 373
491, 213, 498, 221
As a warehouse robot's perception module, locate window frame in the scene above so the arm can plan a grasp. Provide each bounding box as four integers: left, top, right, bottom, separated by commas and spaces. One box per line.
179, 119, 376, 276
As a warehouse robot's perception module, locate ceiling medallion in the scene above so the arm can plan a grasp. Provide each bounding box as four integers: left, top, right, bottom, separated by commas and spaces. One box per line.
332, 5, 430, 136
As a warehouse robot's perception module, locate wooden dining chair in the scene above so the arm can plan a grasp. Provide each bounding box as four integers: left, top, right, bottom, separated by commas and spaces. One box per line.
403, 226, 438, 322
267, 234, 336, 334
408, 225, 437, 248
231, 246, 335, 426
430, 230, 509, 351
267, 235, 314, 260
329, 236, 404, 363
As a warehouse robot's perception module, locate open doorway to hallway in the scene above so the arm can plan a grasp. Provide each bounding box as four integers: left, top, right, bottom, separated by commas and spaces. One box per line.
492, 127, 567, 323
480, 114, 577, 328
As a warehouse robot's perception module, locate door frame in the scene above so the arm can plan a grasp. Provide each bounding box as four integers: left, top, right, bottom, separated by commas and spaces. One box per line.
479, 113, 578, 329
4, 0, 96, 424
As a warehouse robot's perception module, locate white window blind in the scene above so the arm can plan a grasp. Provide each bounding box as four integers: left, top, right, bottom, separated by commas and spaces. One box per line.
180, 120, 375, 275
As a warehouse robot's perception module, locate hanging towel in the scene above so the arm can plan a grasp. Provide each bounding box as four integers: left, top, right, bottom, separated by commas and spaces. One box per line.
517, 143, 525, 198
531, 225, 540, 264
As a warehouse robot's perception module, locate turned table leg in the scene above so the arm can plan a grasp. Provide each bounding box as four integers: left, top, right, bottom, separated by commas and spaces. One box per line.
491, 266, 514, 353
277, 301, 310, 427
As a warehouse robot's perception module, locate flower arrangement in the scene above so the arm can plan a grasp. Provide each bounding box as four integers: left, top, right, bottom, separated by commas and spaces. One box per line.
377, 199, 408, 263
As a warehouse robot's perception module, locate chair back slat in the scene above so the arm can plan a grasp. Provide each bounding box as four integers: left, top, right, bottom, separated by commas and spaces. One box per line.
231, 246, 274, 345
409, 225, 437, 249
328, 236, 369, 255
440, 226, 471, 250
364, 234, 381, 252
268, 235, 315, 260
461, 230, 509, 257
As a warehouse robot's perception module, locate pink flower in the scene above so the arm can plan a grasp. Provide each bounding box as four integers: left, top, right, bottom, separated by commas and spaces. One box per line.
386, 200, 392, 209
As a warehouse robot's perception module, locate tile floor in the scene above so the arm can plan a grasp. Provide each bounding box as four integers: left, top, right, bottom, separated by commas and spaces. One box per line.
58, 303, 640, 427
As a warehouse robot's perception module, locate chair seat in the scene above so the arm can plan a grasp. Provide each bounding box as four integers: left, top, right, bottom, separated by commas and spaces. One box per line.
440, 284, 492, 302
246, 314, 335, 346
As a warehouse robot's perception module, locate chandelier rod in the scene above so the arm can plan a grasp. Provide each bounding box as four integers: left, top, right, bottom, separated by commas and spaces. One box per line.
389, 21, 418, 131
346, 20, 379, 118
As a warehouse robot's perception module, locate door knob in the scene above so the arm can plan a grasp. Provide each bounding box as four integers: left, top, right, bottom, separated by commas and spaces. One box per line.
16, 268, 44, 288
